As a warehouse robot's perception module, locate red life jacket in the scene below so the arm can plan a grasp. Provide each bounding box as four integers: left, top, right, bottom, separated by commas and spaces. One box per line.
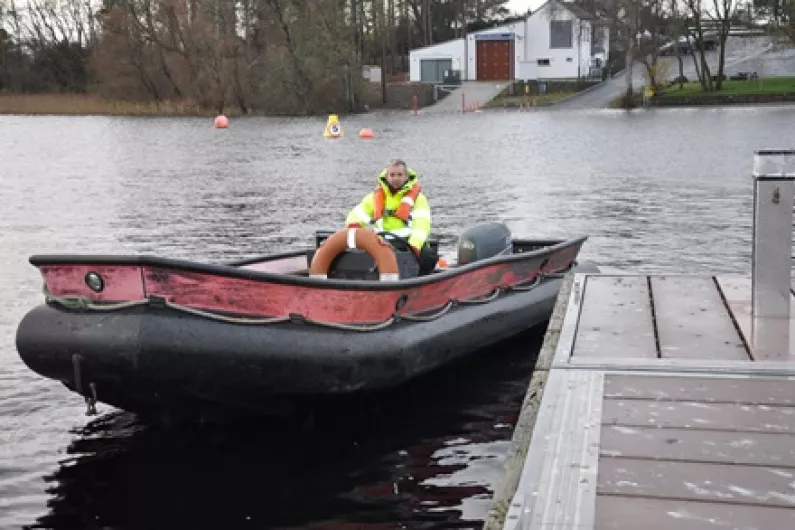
372, 182, 422, 223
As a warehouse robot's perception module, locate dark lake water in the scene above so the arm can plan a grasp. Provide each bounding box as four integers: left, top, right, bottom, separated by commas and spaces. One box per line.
2, 105, 795, 529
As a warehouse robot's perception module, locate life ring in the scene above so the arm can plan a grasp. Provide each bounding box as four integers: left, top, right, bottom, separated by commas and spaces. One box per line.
310, 228, 400, 281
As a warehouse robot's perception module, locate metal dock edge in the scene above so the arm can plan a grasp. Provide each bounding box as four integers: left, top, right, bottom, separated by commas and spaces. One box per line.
488, 272, 795, 530
483, 150, 795, 530
489, 271, 601, 530
482, 271, 580, 530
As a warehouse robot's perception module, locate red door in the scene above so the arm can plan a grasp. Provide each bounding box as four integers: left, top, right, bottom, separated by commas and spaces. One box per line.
476, 40, 513, 81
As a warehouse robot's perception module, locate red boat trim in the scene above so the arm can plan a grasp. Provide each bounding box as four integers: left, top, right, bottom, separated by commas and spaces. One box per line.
143, 267, 402, 323
29, 236, 586, 291
238, 254, 308, 274
225, 249, 310, 267
541, 243, 582, 273
35, 238, 586, 324
39, 265, 146, 301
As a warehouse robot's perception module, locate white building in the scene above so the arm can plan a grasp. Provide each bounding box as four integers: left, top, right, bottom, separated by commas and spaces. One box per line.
408, 0, 609, 83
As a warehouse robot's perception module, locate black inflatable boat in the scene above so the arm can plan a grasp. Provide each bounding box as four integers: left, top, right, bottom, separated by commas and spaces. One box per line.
15, 221, 594, 418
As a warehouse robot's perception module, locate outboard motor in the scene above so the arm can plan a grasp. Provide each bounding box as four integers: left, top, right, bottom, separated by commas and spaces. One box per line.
457, 221, 513, 266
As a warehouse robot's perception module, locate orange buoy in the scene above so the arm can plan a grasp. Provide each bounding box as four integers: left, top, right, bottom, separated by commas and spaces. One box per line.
215, 115, 229, 128
359, 128, 373, 139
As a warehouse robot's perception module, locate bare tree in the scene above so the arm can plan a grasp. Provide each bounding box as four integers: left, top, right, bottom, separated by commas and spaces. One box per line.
708, 0, 737, 90
636, 0, 667, 91
0, 0, 514, 114
666, 0, 687, 88
683, 0, 713, 90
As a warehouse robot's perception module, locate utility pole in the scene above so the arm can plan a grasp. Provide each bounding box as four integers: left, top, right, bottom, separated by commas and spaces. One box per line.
388, 0, 395, 78
381, 0, 387, 104
350, 0, 359, 112
462, 0, 468, 79
405, 0, 411, 74
428, 0, 433, 45
577, 21, 582, 85
422, 0, 431, 46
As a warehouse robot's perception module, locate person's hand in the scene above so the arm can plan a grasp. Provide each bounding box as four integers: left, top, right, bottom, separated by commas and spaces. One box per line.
410, 245, 421, 258
347, 224, 378, 234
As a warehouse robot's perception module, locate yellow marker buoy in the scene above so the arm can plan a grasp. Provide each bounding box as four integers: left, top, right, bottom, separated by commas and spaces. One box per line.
324, 114, 342, 138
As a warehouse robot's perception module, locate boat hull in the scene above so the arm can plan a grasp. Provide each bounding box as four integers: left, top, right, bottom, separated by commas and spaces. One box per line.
16, 262, 598, 417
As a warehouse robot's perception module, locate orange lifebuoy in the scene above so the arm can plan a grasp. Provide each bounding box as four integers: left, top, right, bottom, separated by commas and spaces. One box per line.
310, 228, 400, 281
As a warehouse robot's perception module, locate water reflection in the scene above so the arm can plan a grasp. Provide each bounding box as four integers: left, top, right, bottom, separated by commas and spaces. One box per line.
27, 330, 544, 530
101, 117, 519, 262
5, 106, 795, 528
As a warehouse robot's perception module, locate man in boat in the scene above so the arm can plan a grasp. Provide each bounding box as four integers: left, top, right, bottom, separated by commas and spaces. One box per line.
346, 159, 438, 275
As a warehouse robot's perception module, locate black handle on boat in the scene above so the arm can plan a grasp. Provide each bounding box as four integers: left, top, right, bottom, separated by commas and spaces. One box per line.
374, 231, 421, 264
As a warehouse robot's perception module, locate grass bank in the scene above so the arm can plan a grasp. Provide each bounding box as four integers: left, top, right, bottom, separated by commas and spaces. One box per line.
607, 90, 643, 109
483, 92, 576, 108
483, 79, 602, 109
0, 93, 244, 117
652, 76, 795, 106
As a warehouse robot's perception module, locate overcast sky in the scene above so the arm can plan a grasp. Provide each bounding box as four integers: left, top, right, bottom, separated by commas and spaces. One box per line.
507, 0, 546, 15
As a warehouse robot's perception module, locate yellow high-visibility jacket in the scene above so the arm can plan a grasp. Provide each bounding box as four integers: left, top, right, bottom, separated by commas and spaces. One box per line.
346, 169, 431, 251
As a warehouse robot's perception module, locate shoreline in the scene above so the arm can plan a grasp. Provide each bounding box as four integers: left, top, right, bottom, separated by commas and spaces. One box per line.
482, 79, 604, 110
651, 93, 795, 107
0, 94, 239, 117
5, 90, 795, 117
648, 76, 795, 108
648, 100, 795, 110
0, 93, 375, 118
482, 93, 577, 109
609, 91, 795, 110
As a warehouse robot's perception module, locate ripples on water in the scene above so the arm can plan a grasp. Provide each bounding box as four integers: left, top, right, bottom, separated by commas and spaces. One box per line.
16, 333, 544, 530
2, 106, 795, 529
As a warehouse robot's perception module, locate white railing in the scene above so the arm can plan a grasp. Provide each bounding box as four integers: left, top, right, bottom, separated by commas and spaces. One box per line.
751, 149, 795, 358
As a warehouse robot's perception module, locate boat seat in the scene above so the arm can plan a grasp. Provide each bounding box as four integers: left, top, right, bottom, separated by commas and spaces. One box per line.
309, 229, 440, 280
305, 248, 422, 280
314, 229, 439, 254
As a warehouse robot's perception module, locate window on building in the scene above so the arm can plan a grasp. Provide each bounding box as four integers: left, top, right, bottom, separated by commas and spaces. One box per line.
537, 58, 550, 66
550, 20, 573, 48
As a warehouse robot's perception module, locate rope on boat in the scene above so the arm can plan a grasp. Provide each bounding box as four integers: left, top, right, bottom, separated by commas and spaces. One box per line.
42, 273, 564, 332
